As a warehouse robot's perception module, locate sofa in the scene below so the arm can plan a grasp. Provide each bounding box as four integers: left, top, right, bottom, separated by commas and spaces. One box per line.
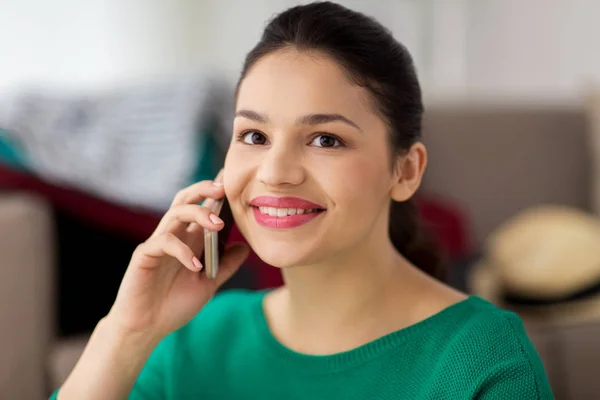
0, 192, 54, 399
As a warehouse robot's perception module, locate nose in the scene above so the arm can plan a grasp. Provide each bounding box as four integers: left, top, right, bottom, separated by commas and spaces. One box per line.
256, 141, 305, 188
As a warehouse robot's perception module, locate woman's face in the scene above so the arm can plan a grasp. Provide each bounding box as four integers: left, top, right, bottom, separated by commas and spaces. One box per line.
224, 49, 399, 268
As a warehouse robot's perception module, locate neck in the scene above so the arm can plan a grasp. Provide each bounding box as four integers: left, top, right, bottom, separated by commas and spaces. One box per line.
271, 226, 424, 354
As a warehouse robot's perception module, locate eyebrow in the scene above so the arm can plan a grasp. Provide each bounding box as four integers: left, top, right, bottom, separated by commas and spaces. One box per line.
235, 109, 269, 124
297, 113, 362, 132
235, 109, 362, 132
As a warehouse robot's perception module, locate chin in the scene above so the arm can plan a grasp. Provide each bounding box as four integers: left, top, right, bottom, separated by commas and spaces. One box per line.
235, 208, 334, 268
251, 242, 317, 269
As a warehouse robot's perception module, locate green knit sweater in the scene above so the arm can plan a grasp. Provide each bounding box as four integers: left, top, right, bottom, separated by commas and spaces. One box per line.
51, 289, 554, 399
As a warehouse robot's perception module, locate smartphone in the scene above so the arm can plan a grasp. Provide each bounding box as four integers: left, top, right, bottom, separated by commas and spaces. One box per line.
200, 176, 235, 279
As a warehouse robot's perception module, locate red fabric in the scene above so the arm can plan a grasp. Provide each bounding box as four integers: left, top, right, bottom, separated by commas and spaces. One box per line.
416, 195, 471, 259
0, 165, 161, 240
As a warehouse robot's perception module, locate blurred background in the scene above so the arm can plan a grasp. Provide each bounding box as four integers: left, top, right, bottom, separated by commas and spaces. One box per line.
2, 0, 600, 398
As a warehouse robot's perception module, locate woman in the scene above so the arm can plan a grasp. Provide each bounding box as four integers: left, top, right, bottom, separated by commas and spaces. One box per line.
53, 2, 554, 399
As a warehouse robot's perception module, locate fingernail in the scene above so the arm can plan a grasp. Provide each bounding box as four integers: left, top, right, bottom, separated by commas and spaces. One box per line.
213, 181, 223, 187
192, 257, 203, 270
209, 213, 224, 225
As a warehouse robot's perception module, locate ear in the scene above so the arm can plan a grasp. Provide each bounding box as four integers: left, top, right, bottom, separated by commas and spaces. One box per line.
390, 142, 427, 202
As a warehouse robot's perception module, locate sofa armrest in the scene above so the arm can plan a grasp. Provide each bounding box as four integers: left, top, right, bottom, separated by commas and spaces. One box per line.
0, 192, 54, 399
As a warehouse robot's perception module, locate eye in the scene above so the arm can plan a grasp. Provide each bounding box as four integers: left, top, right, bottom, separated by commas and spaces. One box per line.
240, 130, 267, 145
311, 134, 342, 148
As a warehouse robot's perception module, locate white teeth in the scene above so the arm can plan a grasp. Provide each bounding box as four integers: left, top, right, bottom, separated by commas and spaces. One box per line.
256, 207, 319, 216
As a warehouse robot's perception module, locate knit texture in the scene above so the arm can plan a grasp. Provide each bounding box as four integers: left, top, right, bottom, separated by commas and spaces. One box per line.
51, 289, 554, 399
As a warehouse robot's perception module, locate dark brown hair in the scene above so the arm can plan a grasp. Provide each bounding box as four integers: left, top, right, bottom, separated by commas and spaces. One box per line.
236, 1, 445, 280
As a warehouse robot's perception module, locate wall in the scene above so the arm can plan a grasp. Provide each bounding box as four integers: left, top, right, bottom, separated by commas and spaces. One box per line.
0, 1, 447, 91
2, 0, 600, 102
464, 0, 600, 104
0, 0, 205, 92
191, 0, 433, 83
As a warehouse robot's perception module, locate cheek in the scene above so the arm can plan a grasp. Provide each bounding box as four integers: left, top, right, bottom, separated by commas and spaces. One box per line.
324, 151, 391, 210
223, 148, 246, 201
223, 146, 260, 227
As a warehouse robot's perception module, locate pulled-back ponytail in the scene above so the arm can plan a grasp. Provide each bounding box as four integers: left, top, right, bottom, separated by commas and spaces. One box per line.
389, 200, 445, 281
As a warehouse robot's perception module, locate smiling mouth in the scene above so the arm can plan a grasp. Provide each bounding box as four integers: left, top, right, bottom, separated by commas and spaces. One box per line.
251, 205, 326, 229
254, 206, 326, 217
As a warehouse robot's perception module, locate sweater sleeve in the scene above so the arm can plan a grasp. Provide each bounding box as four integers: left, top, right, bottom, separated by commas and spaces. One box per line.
474, 358, 555, 399
450, 303, 555, 400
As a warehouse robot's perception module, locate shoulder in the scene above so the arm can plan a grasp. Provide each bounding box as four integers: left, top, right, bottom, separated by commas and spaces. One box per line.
439, 296, 553, 398
448, 296, 535, 356
169, 289, 264, 346
443, 296, 538, 365
131, 290, 265, 398
147, 289, 264, 369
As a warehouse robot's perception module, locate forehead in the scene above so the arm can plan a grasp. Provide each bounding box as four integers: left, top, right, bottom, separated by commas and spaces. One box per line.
236, 49, 375, 120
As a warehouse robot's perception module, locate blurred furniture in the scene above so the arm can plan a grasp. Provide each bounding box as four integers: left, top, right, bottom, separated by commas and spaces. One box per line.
0, 78, 231, 212
0, 192, 54, 399
528, 322, 600, 400
0, 164, 163, 336
585, 90, 600, 216
468, 204, 600, 400
471, 262, 600, 400
422, 104, 591, 244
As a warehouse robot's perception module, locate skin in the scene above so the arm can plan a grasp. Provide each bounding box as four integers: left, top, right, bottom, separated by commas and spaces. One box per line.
57, 48, 465, 399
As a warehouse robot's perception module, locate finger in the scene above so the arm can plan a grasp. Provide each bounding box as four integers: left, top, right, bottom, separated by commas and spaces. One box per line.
153, 204, 225, 237
170, 180, 225, 208
186, 222, 204, 235
157, 181, 224, 238
138, 233, 203, 272
214, 244, 251, 287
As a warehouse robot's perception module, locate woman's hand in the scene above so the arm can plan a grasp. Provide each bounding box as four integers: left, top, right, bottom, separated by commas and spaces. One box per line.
56, 179, 249, 400
106, 179, 250, 341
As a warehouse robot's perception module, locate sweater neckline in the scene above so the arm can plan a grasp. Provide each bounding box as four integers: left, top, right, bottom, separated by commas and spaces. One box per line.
251, 290, 482, 374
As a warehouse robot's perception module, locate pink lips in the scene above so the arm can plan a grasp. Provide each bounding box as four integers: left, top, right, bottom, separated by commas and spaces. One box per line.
250, 196, 325, 229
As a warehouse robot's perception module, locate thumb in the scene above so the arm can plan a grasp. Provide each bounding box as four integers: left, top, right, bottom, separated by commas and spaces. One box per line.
214, 243, 251, 287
